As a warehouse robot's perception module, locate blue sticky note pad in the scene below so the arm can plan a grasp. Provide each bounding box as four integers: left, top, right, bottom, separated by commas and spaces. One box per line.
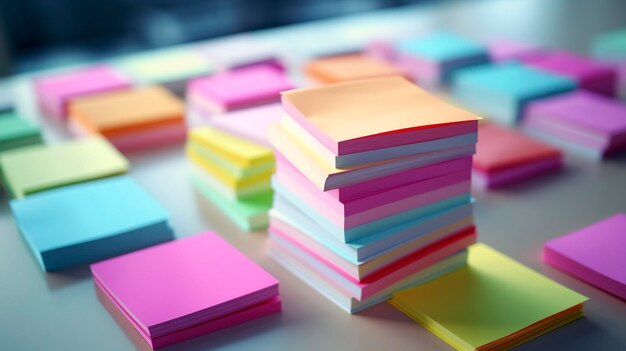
10, 176, 174, 271
453, 62, 577, 125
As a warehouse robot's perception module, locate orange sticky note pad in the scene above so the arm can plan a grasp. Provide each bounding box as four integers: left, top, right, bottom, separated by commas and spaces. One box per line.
305, 54, 407, 84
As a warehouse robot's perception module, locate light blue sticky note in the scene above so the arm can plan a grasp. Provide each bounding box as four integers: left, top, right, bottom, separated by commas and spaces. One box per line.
10, 176, 174, 271
397, 32, 487, 63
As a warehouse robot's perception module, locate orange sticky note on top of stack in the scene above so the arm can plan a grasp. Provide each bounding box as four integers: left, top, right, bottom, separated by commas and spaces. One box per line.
305, 54, 408, 84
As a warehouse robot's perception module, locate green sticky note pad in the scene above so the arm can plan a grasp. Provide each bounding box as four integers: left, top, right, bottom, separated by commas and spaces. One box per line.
390, 243, 588, 351
0, 111, 42, 153
0, 137, 128, 198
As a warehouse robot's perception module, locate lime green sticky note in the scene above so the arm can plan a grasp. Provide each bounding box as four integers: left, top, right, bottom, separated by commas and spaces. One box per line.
390, 243, 588, 351
0, 111, 42, 153
0, 137, 128, 198
118, 49, 214, 84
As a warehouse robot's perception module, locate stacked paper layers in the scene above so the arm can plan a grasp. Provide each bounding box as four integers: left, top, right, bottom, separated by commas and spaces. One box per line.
391, 244, 588, 351
68, 86, 186, 152
92, 232, 280, 349
473, 123, 562, 189
525, 91, 626, 158
544, 213, 626, 300
268, 76, 480, 313
10, 176, 174, 271
187, 127, 274, 231
0, 111, 42, 153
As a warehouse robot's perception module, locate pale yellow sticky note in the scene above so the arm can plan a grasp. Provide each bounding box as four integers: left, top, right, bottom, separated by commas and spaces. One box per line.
189, 127, 274, 168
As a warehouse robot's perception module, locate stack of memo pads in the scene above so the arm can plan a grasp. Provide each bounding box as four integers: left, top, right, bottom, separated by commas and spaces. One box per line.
34, 65, 131, 120
92, 232, 280, 349
305, 54, 407, 84
10, 176, 174, 271
390, 244, 588, 351
0, 111, 42, 153
525, 91, 626, 158
473, 124, 562, 189
453, 62, 576, 125
545, 213, 626, 301
68, 86, 186, 152
268, 76, 480, 313
187, 127, 274, 231
0, 137, 128, 198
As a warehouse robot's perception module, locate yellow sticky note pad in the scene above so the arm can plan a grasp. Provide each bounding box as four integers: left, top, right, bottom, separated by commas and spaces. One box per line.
189, 127, 274, 168
390, 243, 588, 351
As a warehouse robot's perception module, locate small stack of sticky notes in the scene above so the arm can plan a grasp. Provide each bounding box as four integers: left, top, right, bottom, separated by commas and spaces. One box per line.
268, 76, 480, 313
473, 123, 562, 189
0, 111, 42, 153
209, 103, 282, 147
187, 65, 294, 115
187, 127, 274, 231
68, 86, 186, 153
390, 243, 588, 351
0, 137, 128, 198
486, 39, 544, 62
10, 176, 174, 271
117, 49, 214, 94
91, 232, 281, 349
34, 65, 131, 120
453, 62, 576, 125
592, 28, 626, 100
545, 213, 626, 301
525, 91, 626, 158
393, 32, 490, 87
305, 54, 407, 84
522, 51, 617, 97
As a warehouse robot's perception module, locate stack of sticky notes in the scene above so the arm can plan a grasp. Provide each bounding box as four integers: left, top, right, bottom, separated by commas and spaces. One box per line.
390, 243, 588, 351
117, 49, 214, 94
68, 86, 186, 153
304, 54, 406, 84
524, 91, 626, 158
209, 103, 282, 147
545, 213, 626, 301
0, 111, 42, 153
34, 65, 131, 120
592, 28, 626, 100
486, 38, 544, 62
522, 51, 617, 97
473, 123, 562, 189
453, 62, 576, 125
187, 65, 294, 116
92, 232, 280, 349
186, 127, 274, 231
267, 76, 480, 313
0, 137, 128, 198
10, 176, 174, 271
393, 32, 490, 87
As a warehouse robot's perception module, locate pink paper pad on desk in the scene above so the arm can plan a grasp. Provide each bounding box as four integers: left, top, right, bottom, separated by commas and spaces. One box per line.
34, 65, 131, 120
91, 232, 280, 347
210, 103, 283, 146
487, 39, 544, 62
544, 213, 626, 300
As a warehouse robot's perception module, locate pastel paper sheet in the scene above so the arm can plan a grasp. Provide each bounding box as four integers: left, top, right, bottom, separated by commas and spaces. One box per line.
209, 103, 283, 147
0, 137, 128, 198
390, 243, 588, 351
91, 232, 279, 347
10, 176, 174, 271
0, 111, 42, 152
305, 54, 407, 83
544, 213, 626, 300
117, 49, 214, 86
487, 39, 544, 62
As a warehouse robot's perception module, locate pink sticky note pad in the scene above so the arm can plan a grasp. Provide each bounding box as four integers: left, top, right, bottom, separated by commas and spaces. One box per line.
210, 103, 283, 146
34, 65, 131, 120
487, 39, 544, 62
91, 232, 279, 339
544, 213, 626, 300
188, 65, 294, 113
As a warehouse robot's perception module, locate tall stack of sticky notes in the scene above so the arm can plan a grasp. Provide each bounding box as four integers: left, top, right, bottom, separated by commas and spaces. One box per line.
0, 111, 42, 153
525, 91, 626, 158
305, 54, 407, 84
34, 65, 131, 120
11, 176, 174, 271
473, 123, 562, 189
393, 32, 490, 87
390, 244, 588, 351
68, 86, 186, 153
522, 51, 617, 97
187, 127, 274, 231
453, 62, 576, 125
267, 76, 480, 313
544, 213, 626, 301
92, 232, 281, 349
0, 137, 128, 198
209, 103, 283, 146
187, 65, 294, 116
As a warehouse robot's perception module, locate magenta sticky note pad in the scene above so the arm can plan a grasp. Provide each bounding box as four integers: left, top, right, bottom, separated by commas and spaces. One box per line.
544, 213, 626, 300
91, 232, 279, 337
188, 64, 294, 113
34, 65, 131, 120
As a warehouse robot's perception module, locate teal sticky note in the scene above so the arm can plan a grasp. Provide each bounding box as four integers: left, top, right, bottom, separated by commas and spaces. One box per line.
0, 111, 42, 153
